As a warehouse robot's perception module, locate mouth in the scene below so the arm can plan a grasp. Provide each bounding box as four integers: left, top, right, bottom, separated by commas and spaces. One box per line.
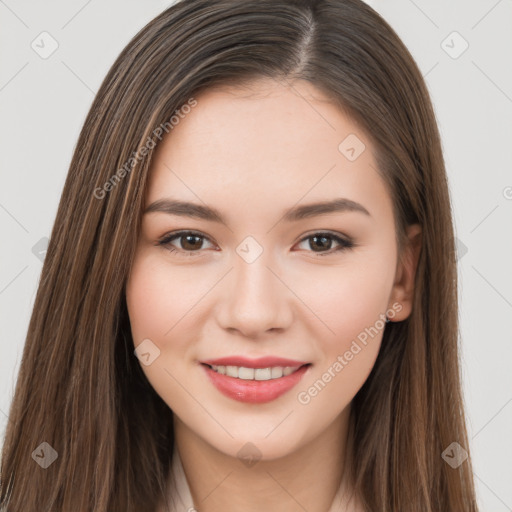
200, 362, 312, 404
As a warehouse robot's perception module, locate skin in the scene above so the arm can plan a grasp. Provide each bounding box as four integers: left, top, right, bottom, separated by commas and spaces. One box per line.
125, 78, 422, 512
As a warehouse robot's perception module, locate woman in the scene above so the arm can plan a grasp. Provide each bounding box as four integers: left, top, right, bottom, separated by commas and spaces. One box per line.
0, 0, 479, 510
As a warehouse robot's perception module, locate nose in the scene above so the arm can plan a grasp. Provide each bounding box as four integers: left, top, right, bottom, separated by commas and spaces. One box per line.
216, 251, 293, 338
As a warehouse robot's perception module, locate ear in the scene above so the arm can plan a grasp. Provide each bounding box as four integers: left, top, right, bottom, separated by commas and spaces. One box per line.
387, 223, 422, 322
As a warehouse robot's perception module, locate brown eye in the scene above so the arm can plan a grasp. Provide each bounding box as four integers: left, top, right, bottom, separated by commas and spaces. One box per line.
157, 231, 214, 255
296, 232, 354, 255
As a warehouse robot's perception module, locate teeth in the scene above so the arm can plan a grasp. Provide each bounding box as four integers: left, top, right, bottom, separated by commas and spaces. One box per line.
210, 365, 302, 380
226, 365, 238, 378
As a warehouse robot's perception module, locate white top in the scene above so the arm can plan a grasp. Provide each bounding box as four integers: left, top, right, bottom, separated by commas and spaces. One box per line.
163, 445, 195, 512
160, 445, 352, 512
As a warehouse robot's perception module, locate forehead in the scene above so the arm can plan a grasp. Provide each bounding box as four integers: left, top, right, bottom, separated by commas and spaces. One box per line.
145, 79, 391, 223
157, 78, 358, 161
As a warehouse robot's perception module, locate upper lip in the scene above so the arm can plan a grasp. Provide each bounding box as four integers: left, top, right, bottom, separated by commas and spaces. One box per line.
200, 356, 310, 369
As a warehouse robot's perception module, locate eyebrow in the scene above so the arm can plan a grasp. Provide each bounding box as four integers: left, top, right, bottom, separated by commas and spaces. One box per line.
143, 197, 371, 223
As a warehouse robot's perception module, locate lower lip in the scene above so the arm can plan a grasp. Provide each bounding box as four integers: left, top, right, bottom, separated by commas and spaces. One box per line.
201, 363, 311, 404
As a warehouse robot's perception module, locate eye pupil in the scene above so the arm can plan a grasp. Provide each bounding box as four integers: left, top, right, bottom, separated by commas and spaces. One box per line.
182, 235, 202, 251
310, 235, 332, 252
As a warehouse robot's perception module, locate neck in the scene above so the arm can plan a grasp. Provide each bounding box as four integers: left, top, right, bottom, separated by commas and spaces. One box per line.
173, 406, 360, 512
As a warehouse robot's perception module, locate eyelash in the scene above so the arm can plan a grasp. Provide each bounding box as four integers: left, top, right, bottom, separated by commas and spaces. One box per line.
156, 230, 355, 258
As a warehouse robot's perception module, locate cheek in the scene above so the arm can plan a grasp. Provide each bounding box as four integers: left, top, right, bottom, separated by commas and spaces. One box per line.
295, 255, 395, 345
295, 262, 392, 416
125, 254, 185, 345
126, 253, 218, 362
125, 255, 199, 409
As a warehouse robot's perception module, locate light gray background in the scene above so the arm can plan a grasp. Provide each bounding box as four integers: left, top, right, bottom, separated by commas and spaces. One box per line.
1, 1, 511, 510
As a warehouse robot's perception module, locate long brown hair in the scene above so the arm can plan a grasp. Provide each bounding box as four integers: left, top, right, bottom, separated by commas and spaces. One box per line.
0, 0, 479, 510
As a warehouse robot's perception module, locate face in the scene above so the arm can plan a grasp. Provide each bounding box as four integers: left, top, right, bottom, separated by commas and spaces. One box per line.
125, 78, 418, 461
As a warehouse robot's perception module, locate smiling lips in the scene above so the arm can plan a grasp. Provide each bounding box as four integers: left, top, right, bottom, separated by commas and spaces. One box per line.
199, 355, 312, 403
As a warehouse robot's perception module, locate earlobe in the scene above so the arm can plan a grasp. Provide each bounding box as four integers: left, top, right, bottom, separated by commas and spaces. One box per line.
388, 223, 422, 322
